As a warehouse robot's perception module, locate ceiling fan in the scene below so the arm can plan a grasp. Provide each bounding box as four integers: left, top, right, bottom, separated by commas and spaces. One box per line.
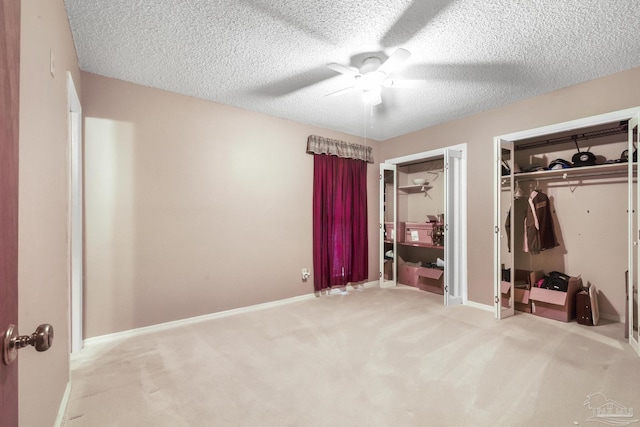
325, 48, 418, 106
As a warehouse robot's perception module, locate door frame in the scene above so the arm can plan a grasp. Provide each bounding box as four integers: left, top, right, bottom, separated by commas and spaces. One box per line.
379, 163, 397, 288
494, 138, 516, 319
383, 143, 468, 304
493, 106, 640, 356
629, 116, 640, 356
444, 148, 465, 306
67, 72, 83, 353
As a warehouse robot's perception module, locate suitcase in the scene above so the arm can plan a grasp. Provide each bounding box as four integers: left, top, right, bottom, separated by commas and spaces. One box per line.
576, 287, 593, 326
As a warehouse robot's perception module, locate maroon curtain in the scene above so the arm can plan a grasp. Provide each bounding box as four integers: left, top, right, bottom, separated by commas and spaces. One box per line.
312, 153, 368, 291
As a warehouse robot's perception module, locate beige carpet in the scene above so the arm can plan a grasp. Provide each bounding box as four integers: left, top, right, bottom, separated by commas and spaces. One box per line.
63, 286, 640, 427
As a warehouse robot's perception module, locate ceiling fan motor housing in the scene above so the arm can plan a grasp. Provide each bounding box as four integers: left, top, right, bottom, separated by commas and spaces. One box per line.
360, 57, 383, 74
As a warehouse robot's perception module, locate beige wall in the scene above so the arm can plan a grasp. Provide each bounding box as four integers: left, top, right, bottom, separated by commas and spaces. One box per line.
82, 67, 640, 338
81, 72, 381, 338
380, 66, 640, 307
19, 0, 80, 425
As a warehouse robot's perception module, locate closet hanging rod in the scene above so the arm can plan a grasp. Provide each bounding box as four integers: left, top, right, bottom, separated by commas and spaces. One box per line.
513, 169, 634, 183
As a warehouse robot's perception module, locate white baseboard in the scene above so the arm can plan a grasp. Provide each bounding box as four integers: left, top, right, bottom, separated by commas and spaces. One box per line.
599, 312, 625, 323
465, 300, 494, 312
82, 280, 380, 350
461, 301, 625, 322
54, 381, 72, 427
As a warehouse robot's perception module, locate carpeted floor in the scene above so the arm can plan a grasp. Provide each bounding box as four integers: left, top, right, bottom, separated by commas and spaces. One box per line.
63, 286, 640, 427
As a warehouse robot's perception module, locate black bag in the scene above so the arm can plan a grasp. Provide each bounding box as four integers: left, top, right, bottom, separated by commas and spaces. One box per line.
576, 287, 593, 326
540, 271, 570, 292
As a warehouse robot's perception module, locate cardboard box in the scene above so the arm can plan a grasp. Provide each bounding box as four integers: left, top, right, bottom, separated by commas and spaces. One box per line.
516, 270, 543, 313
385, 222, 405, 242
398, 263, 419, 287
530, 276, 581, 322
398, 264, 444, 295
514, 288, 531, 313
383, 260, 393, 280
501, 281, 511, 308
404, 222, 435, 245
501, 269, 542, 312
416, 267, 444, 295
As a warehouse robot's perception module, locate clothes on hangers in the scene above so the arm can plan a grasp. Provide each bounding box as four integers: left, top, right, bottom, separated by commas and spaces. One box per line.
524, 190, 559, 254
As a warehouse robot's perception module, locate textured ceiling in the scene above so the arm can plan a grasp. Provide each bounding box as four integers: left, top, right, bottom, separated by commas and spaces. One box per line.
64, 0, 640, 141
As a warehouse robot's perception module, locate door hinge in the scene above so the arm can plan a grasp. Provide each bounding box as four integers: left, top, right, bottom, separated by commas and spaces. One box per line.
444, 285, 448, 293
379, 271, 382, 278
379, 174, 382, 180
495, 226, 500, 234
495, 296, 499, 304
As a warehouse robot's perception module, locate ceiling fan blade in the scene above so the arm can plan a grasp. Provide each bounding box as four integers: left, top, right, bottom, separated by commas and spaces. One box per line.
327, 63, 359, 77
254, 68, 338, 97
325, 86, 355, 97
382, 78, 425, 89
378, 48, 411, 75
380, 0, 450, 48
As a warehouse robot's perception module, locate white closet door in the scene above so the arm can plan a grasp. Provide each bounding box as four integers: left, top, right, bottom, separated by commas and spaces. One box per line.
444, 149, 463, 306
380, 163, 397, 288
495, 138, 515, 319
629, 116, 640, 356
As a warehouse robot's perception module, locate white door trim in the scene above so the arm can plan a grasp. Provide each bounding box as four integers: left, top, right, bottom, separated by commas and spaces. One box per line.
383, 143, 468, 304
67, 72, 83, 353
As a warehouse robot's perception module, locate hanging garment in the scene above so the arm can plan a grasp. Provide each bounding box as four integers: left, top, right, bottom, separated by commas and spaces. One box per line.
523, 190, 558, 254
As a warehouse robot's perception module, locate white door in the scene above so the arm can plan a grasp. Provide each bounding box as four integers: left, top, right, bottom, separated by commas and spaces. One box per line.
495, 138, 515, 319
444, 148, 464, 305
629, 115, 640, 356
380, 163, 397, 288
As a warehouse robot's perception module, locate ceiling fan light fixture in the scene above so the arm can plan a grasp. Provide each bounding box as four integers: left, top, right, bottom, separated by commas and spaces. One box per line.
326, 48, 412, 107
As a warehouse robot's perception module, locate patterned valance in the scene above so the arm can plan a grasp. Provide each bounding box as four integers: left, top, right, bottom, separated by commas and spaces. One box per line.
306, 135, 373, 163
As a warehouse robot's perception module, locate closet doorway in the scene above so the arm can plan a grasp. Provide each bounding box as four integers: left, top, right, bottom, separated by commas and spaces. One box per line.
493, 107, 640, 357
380, 144, 468, 306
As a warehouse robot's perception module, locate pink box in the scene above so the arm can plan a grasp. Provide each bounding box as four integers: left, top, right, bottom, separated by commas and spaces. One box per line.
514, 288, 531, 313
404, 222, 434, 245
385, 222, 405, 242
398, 264, 419, 286
530, 276, 581, 322
501, 281, 511, 307
416, 267, 444, 294
383, 260, 393, 280
502, 270, 542, 312
398, 265, 444, 294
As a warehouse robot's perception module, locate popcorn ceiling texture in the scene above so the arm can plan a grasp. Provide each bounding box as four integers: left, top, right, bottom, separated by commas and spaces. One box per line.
64, 0, 640, 140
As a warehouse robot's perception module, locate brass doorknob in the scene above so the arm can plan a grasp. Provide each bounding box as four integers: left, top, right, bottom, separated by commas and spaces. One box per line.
2, 324, 54, 365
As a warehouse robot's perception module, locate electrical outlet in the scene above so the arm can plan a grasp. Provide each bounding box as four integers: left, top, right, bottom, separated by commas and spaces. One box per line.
301, 268, 310, 281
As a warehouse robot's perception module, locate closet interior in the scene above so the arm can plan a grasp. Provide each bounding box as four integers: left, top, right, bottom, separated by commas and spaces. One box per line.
497, 117, 638, 344
383, 157, 446, 294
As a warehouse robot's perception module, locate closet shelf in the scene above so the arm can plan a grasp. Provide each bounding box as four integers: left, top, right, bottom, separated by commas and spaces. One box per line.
501, 162, 633, 185
398, 185, 432, 194
399, 242, 444, 249
511, 122, 628, 152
